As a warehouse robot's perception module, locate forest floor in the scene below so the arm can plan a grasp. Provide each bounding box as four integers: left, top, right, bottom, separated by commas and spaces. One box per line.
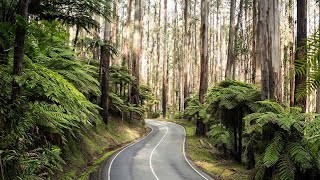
58, 117, 146, 180
165, 118, 251, 180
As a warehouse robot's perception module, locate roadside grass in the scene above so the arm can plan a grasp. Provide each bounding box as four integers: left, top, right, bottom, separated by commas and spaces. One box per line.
59, 117, 146, 180
166, 118, 250, 180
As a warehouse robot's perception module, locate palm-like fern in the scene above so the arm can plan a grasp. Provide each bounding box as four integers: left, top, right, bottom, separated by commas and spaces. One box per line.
206, 80, 261, 163
244, 101, 319, 179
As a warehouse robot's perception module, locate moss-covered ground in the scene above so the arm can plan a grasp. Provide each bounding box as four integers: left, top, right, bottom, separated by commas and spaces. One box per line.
59, 117, 146, 179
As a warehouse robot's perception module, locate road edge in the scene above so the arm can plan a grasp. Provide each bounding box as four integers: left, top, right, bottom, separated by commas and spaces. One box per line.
168, 121, 220, 180
96, 126, 152, 180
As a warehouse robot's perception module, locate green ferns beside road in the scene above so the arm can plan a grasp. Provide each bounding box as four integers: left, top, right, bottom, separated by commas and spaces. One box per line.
0, 20, 148, 179
180, 80, 320, 180
245, 101, 320, 180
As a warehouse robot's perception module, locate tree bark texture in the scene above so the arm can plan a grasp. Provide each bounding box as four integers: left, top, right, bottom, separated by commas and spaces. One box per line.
257, 0, 282, 101
100, 19, 111, 124
11, 0, 30, 102
294, 0, 307, 112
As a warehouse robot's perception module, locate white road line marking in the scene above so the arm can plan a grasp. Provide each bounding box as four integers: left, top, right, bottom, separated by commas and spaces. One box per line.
108, 127, 154, 180
149, 125, 169, 180
177, 123, 209, 180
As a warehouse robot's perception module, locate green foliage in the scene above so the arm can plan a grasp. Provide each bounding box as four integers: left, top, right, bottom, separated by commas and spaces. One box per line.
110, 65, 135, 84
177, 78, 320, 179
244, 101, 319, 179
206, 80, 260, 131
150, 111, 161, 119
208, 125, 233, 154
183, 94, 209, 121
295, 30, 320, 100
206, 80, 260, 115
0, 19, 104, 178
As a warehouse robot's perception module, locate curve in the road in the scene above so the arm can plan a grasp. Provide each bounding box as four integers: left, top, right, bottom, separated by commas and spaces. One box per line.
180, 123, 209, 180
103, 120, 213, 180
149, 125, 168, 180
107, 127, 154, 180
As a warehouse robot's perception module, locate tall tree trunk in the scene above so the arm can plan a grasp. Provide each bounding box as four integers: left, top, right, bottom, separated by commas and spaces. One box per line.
146, 0, 151, 88
225, 0, 236, 79
196, 0, 208, 136
11, 0, 30, 102
100, 18, 111, 124
172, 0, 178, 111
216, 0, 221, 81
294, 0, 307, 112
131, 0, 142, 108
316, 3, 320, 113
93, 15, 101, 60
289, 0, 295, 107
112, 0, 119, 65
234, 0, 244, 80
162, 0, 168, 117
258, 0, 282, 101
122, 0, 133, 68
156, 0, 161, 111
183, 0, 189, 109
252, 0, 259, 84
211, 4, 216, 84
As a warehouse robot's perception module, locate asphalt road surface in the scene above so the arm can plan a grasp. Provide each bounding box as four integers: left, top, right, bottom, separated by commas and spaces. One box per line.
101, 119, 213, 180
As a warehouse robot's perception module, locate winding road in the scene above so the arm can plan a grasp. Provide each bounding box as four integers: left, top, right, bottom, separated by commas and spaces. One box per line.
101, 119, 213, 180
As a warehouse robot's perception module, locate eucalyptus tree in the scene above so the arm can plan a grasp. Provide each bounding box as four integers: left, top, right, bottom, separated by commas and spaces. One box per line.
225, 0, 236, 79
183, 0, 189, 110
131, 0, 142, 108
162, 0, 168, 117
101, 13, 112, 124
295, 0, 308, 111
197, 0, 208, 136
257, 0, 281, 101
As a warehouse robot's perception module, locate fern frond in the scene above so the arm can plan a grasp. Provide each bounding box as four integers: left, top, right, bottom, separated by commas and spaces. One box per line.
263, 132, 285, 167
277, 153, 295, 180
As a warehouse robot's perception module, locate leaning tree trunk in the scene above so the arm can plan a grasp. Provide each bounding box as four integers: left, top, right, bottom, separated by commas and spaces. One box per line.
100, 19, 111, 124
196, 0, 208, 136
294, 0, 307, 112
11, 0, 30, 102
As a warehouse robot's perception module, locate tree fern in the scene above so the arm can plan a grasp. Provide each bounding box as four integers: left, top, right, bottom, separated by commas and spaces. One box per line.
245, 100, 319, 179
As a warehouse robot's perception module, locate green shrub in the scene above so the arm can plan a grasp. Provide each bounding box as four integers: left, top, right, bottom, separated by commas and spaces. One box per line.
206, 80, 261, 163
244, 101, 320, 180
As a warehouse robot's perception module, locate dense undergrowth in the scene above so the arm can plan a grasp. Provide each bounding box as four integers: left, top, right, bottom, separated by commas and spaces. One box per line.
0, 18, 152, 179
177, 80, 320, 180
